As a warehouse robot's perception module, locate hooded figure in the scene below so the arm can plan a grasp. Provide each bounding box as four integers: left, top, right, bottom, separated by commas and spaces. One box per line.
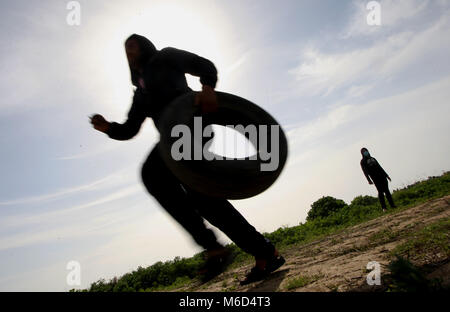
90, 34, 284, 285
360, 148, 396, 211
126, 34, 157, 87
104, 33, 219, 139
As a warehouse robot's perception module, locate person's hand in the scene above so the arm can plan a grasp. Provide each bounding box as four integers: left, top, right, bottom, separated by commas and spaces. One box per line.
90, 114, 110, 133
194, 85, 218, 114
368, 180, 373, 185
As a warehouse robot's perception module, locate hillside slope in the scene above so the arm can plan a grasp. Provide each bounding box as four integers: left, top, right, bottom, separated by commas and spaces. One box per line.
178, 195, 450, 292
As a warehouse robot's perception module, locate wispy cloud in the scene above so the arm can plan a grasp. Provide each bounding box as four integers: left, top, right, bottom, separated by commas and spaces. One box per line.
346, 84, 375, 98
287, 104, 359, 148
288, 10, 450, 98
0, 184, 143, 231
286, 74, 450, 167
224, 53, 250, 75
54, 142, 122, 161
0, 167, 134, 206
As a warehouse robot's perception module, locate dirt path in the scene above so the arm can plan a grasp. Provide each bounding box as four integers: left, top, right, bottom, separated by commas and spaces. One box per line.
178, 195, 450, 292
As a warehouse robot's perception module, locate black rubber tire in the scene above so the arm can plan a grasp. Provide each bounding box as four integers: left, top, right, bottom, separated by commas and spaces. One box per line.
158, 91, 288, 199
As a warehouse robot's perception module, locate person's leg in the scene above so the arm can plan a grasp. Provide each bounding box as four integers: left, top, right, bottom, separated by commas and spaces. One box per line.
184, 187, 275, 259
141, 144, 222, 251
374, 182, 387, 210
142, 144, 284, 283
383, 184, 396, 208
184, 188, 284, 285
378, 192, 387, 210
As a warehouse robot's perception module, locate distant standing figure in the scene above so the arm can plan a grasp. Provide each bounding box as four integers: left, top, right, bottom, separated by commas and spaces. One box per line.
360, 148, 396, 212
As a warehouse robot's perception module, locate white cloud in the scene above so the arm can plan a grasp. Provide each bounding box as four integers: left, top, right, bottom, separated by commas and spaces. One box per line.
378, 13, 450, 76
288, 32, 409, 96
287, 104, 361, 149
288, 11, 450, 97
347, 83, 375, 98
0, 167, 135, 206
0, 184, 143, 233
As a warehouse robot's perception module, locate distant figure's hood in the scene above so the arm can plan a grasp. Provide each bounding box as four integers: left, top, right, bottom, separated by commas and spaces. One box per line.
125, 34, 157, 87
361, 148, 371, 158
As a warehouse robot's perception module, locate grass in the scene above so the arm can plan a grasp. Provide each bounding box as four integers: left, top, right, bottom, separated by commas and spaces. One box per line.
340, 243, 372, 256
385, 256, 446, 292
284, 274, 323, 290
141, 276, 193, 292
222, 285, 237, 292
368, 228, 402, 245
326, 284, 340, 292
390, 218, 450, 261
375, 218, 450, 292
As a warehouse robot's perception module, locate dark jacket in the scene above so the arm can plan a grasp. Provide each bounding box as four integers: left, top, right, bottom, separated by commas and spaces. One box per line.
107, 34, 218, 140
360, 155, 389, 184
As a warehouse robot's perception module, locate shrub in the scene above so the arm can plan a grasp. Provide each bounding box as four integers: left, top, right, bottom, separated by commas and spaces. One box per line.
350, 195, 378, 207
307, 196, 348, 221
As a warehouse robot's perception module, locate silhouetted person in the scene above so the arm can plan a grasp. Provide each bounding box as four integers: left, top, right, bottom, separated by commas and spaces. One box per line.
90, 34, 284, 285
360, 148, 396, 211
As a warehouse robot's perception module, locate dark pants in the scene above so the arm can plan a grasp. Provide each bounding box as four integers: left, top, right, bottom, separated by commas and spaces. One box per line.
140, 143, 275, 259
374, 179, 395, 209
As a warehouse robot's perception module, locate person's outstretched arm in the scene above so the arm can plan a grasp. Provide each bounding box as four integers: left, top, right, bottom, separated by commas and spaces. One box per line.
91, 89, 146, 140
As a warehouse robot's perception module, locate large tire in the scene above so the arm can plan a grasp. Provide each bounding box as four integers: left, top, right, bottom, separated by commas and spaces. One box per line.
158, 91, 288, 199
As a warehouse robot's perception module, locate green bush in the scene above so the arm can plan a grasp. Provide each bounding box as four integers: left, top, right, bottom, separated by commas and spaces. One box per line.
350, 195, 379, 207
87, 254, 204, 292
306, 196, 348, 221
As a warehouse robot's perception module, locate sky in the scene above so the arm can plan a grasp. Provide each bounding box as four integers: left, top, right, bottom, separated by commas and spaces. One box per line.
0, 0, 449, 291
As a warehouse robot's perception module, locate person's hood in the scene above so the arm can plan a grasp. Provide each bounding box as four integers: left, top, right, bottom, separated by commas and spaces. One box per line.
125, 34, 157, 87
361, 148, 371, 158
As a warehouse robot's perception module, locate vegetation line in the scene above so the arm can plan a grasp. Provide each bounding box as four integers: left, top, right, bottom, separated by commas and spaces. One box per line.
75, 171, 450, 292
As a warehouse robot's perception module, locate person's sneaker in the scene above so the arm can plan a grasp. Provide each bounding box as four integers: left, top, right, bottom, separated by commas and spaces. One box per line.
240, 252, 285, 286
382, 208, 387, 213
198, 247, 233, 283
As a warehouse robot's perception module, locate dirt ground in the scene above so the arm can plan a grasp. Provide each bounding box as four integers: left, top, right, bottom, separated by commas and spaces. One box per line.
176, 195, 450, 292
